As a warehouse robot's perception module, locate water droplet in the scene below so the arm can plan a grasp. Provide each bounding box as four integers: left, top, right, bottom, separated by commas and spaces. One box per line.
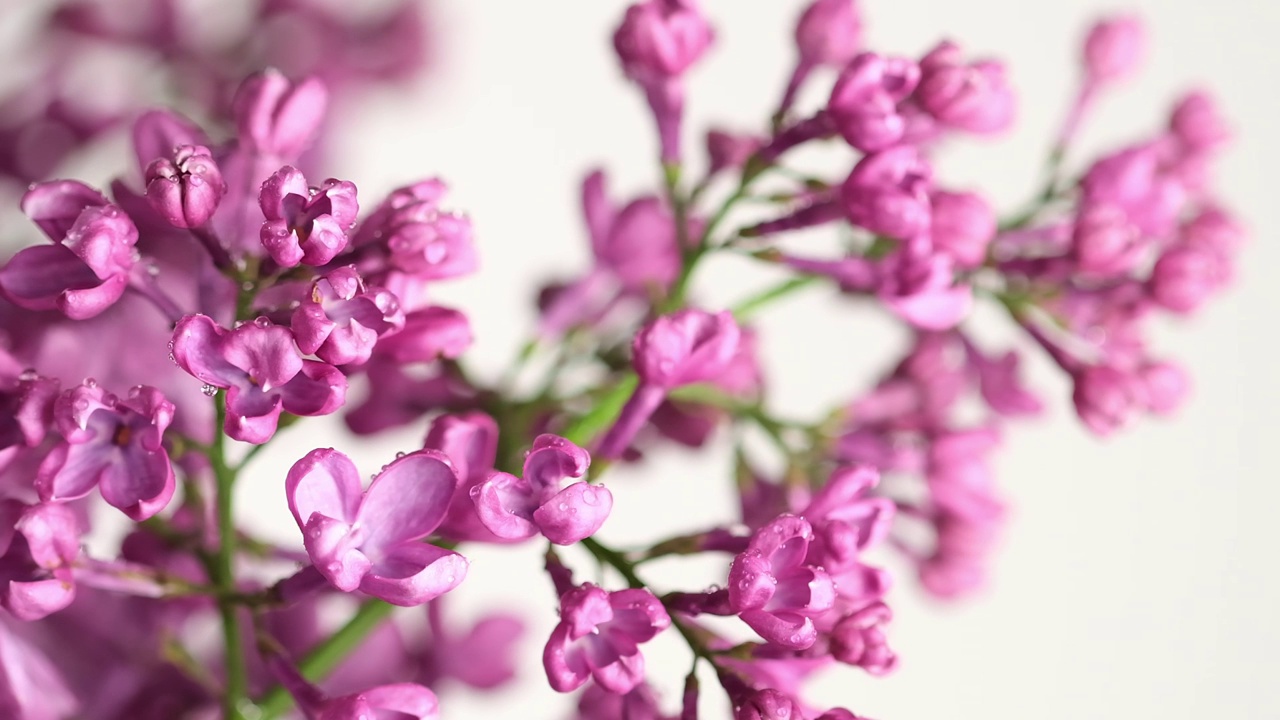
18, 368, 38, 382
242, 281, 254, 292
581, 489, 598, 506
558, 502, 568, 512
200, 384, 217, 397
395, 451, 407, 459
146, 263, 160, 277
253, 317, 272, 328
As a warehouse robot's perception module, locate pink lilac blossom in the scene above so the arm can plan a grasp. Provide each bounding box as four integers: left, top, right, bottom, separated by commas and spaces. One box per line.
0, 3, 1241, 719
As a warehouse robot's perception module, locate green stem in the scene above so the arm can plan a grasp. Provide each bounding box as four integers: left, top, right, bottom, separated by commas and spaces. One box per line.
256, 600, 396, 718
731, 276, 819, 321
210, 393, 248, 719
559, 373, 639, 447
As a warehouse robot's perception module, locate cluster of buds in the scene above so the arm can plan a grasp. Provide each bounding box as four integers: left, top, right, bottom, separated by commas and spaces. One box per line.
0, 1, 1238, 719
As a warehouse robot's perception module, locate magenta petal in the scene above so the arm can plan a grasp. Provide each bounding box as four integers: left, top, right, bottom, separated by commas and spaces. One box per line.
472, 471, 539, 540
34, 443, 105, 503
542, 622, 591, 693
534, 482, 613, 545
360, 683, 440, 719
582, 169, 617, 255
223, 387, 284, 444
728, 551, 777, 611
590, 650, 646, 695
278, 360, 347, 417
359, 543, 467, 606
4, 575, 76, 621
222, 320, 304, 390
303, 514, 371, 592
358, 450, 458, 548
171, 315, 244, 387
422, 412, 499, 483
132, 109, 208, 172
0, 245, 101, 311
804, 465, 879, 520
523, 434, 591, 490
740, 609, 817, 649
16, 504, 82, 568
97, 445, 175, 521
286, 448, 364, 528
20, 180, 107, 240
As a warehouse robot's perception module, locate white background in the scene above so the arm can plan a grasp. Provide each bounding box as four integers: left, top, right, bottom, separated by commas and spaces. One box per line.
10, 0, 1280, 718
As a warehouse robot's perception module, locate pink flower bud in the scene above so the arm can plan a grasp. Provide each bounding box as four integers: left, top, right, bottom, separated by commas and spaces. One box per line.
613, 0, 713, 83
144, 145, 226, 228
840, 146, 933, 240
1071, 203, 1146, 278
795, 0, 863, 68
916, 41, 1015, 134
827, 53, 920, 152
1148, 242, 1228, 314
930, 190, 996, 268
1170, 90, 1231, 151
1083, 14, 1145, 84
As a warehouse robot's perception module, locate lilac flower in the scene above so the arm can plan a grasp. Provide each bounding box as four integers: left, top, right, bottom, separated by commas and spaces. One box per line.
0, 181, 139, 320
873, 249, 973, 330
840, 146, 933, 240
613, 0, 714, 162
827, 53, 920, 152
259, 166, 359, 268
929, 190, 996, 269
0, 618, 79, 720
1139, 360, 1190, 416
35, 382, 175, 521
962, 340, 1043, 417
285, 447, 468, 606
171, 315, 347, 444
344, 361, 474, 436
728, 515, 837, 649
291, 266, 405, 366
798, 466, 894, 603
1083, 14, 1145, 85
542, 583, 670, 694
472, 435, 612, 545
575, 682, 674, 720
0, 501, 82, 621
144, 145, 226, 229
598, 310, 741, 459
1081, 143, 1186, 237
733, 688, 802, 720
915, 40, 1015, 134
352, 179, 478, 285
232, 69, 329, 162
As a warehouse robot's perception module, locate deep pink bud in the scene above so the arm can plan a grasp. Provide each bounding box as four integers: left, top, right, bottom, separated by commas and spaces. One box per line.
827, 53, 920, 152
374, 307, 473, 364
1071, 203, 1146, 278
1170, 90, 1231, 152
929, 190, 996, 268
916, 41, 1015, 134
795, 0, 862, 68
1072, 364, 1146, 436
145, 144, 226, 228
1083, 14, 1145, 84
259, 166, 358, 268
840, 146, 933, 240
131, 109, 208, 175
232, 69, 328, 161
1148, 242, 1228, 314
613, 0, 713, 83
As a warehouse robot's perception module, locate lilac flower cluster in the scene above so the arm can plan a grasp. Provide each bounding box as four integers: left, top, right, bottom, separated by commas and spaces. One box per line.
0, 1, 1238, 719
0, 0, 432, 186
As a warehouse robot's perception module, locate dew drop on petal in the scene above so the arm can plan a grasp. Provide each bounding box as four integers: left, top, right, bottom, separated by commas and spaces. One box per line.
201, 384, 217, 397
394, 451, 406, 459
18, 368, 38, 382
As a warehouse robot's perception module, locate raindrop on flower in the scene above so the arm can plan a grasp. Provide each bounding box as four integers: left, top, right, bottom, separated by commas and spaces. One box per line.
17, 368, 37, 382
200, 384, 217, 397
